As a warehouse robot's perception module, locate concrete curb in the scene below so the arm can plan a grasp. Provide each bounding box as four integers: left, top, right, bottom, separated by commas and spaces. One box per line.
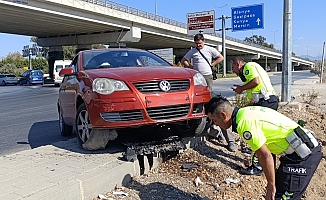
0, 137, 204, 200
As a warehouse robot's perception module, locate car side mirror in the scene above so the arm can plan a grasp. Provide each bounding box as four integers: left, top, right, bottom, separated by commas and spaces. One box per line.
59, 68, 74, 77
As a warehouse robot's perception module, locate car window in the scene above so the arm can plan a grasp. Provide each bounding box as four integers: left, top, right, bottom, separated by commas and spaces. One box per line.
82, 50, 171, 70
31, 71, 43, 76
56, 65, 63, 72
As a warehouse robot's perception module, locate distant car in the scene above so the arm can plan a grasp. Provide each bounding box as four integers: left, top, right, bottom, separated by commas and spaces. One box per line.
19, 70, 44, 85
57, 48, 211, 150
53, 60, 72, 86
0, 74, 18, 85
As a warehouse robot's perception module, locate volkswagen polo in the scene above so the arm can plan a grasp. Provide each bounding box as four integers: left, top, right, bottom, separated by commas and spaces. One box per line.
57, 48, 211, 150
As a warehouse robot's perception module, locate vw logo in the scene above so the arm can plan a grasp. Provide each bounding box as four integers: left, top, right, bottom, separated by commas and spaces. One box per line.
159, 80, 171, 92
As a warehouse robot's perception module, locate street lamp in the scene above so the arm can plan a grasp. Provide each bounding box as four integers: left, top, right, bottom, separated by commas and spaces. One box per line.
271, 30, 279, 47
304, 45, 311, 59
215, 4, 228, 16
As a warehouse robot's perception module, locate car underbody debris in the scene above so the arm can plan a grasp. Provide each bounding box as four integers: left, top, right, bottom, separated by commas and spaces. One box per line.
123, 136, 186, 162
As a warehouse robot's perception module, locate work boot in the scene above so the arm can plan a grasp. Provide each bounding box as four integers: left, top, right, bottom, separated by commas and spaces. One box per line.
240, 164, 264, 176
227, 141, 236, 152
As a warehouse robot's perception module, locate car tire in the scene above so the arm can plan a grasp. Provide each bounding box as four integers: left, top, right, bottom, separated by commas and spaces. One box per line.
75, 103, 92, 146
2, 81, 6, 86
59, 109, 73, 136
171, 117, 206, 137
27, 80, 31, 86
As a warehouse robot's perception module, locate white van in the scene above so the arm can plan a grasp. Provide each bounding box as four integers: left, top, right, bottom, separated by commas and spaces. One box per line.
53, 60, 72, 86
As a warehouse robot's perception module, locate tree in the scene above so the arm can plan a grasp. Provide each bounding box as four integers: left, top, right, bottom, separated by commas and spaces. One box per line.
63, 46, 77, 60
244, 35, 274, 49
92, 44, 106, 49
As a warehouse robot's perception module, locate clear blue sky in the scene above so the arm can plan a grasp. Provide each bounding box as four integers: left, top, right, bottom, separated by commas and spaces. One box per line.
0, 0, 324, 59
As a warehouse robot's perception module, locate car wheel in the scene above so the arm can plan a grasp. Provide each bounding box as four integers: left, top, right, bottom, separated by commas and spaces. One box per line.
171, 117, 207, 137
27, 80, 31, 86
76, 103, 92, 146
59, 109, 73, 136
2, 81, 6, 85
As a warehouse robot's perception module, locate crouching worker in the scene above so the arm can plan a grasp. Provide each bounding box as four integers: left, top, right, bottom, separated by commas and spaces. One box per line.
204, 96, 322, 200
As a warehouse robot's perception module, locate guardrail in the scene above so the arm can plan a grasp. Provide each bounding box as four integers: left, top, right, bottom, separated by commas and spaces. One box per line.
79, 0, 309, 61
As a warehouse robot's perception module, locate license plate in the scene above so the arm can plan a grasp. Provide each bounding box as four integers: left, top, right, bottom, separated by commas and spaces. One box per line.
145, 93, 190, 107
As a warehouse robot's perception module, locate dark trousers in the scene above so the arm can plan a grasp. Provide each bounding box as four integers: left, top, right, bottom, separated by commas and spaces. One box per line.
275, 145, 322, 200
253, 95, 279, 111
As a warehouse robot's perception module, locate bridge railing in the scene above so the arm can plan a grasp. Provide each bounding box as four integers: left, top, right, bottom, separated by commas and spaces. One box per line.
79, 0, 309, 61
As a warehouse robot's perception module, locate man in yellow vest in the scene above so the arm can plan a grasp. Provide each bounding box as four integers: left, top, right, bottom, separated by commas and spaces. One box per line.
204, 96, 321, 200
231, 56, 279, 175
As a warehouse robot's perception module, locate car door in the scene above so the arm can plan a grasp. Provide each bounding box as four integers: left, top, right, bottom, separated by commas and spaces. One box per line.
59, 56, 79, 124
20, 71, 27, 84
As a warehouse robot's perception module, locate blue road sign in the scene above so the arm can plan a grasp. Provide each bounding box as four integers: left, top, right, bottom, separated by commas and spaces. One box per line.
231, 4, 264, 32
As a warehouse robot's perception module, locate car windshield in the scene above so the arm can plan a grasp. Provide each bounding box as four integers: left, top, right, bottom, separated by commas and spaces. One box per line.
82, 50, 171, 70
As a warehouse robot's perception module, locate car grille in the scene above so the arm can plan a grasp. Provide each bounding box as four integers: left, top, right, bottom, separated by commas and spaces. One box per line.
100, 110, 143, 122
147, 104, 190, 120
133, 80, 189, 93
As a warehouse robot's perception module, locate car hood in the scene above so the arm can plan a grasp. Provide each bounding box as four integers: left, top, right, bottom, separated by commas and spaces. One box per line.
84, 67, 197, 82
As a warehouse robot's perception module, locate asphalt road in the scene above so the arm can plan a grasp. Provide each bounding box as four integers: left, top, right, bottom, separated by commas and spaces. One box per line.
212, 71, 316, 98
0, 84, 73, 156
0, 71, 315, 156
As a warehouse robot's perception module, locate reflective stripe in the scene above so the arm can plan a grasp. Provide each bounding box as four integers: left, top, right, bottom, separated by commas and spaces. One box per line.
252, 92, 276, 103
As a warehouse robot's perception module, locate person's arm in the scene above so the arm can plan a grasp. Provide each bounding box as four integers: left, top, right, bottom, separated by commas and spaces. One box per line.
233, 76, 260, 94
211, 54, 224, 66
255, 144, 276, 200
181, 57, 193, 69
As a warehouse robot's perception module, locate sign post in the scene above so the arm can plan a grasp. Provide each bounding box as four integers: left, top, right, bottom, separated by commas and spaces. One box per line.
231, 4, 264, 32
187, 11, 215, 36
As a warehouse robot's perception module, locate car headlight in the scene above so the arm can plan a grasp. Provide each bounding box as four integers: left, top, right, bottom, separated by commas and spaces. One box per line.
193, 73, 207, 87
92, 78, 129, 95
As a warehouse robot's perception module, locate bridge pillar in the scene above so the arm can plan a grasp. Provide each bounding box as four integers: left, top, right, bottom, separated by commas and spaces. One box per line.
48, 46, 63, 80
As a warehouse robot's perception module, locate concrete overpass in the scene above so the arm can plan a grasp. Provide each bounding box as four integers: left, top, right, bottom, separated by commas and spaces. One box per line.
0, 0, 314, 76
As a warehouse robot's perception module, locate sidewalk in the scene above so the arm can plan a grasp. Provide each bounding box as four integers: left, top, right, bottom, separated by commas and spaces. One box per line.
0, 136, 202, 200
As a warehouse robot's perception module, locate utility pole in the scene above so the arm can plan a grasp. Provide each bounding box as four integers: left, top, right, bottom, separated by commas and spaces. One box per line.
281, 0, 292, 102
321, 42, 325, 83
154, 0, 157, 15
216, 15, 231, 78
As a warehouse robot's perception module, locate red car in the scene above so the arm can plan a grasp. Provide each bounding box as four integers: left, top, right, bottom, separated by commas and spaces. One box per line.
58, 49, 211, 150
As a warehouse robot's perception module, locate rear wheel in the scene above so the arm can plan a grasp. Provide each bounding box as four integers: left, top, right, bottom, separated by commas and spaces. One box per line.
171, 117, 206, 137
59, 109, 73, 136
75, 103, 92, 146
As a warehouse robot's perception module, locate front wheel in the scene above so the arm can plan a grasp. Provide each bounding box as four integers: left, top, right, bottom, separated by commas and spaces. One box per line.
171, 117, 207, 137
75, 103, 92, 146
59, 109, 73, 136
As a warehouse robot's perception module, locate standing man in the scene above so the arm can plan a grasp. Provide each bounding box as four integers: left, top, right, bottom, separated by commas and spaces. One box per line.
231, 56, 279, 175
205, 97, 321, 200
181, 33, 235, 152
181, 33, 223, 91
